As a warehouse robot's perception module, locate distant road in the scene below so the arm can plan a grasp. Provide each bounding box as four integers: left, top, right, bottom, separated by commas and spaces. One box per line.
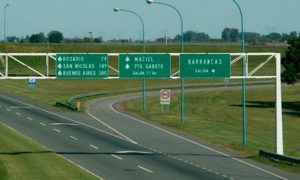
0, 89, 298, 179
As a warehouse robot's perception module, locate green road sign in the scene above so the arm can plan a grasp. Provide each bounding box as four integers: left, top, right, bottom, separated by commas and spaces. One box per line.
180, 54, 231, 78
119, 54, 171, 78
56, 54, 108, 79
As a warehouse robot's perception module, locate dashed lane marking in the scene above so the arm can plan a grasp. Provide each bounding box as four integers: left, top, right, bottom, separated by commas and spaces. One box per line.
53, 129, 61, 133
27, 117, 33, 120
70, 136, 78, 141
89, 144, 99, 150
16, 112, 21, 116
111, 154, 123, 160
40, 123, 46, 126
137, 166, 153, 173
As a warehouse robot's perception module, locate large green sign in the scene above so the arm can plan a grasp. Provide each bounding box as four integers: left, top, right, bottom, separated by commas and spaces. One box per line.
180, 54, 231, 78
56, 54, 108, 79
119, 54, 171, 78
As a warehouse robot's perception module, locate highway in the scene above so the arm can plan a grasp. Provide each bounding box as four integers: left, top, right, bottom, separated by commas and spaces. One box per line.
0, 91, 299, 180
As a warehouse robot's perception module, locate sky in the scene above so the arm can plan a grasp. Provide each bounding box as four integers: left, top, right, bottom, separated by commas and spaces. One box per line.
0, 0, 299, 41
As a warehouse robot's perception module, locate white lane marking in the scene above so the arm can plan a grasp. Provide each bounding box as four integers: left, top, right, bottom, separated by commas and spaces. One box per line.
6, 108, 11, 111
111, 154, 123, 160
53, 129, 61, 133
137, 166, 153, 173
27, 117, 33, 121
87, 112, 137, 145
0, 95, 134, 145
51, 123, 79, 126
40, 123, 46, 126
9, 106, 31, 109
89, 144, 99, 150
16, 112, 21, 116
70, 136, 78, 141
110, 103, 287, 180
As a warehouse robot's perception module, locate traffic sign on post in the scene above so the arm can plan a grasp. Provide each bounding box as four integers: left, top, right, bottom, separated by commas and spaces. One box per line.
160, 89, 171, 105
56, 54, 108, 79
180, 54, 231, 78
119, 54, 171, 78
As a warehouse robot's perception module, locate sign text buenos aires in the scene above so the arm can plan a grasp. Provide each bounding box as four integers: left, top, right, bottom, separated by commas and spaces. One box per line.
180, 54, 231, 78
119, 54, 171, 78
56, 54, 108, 79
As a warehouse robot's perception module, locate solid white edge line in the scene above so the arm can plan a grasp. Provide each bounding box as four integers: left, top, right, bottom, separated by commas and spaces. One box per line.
89, 144, 99, 150
137, 166, 153, 173
111, 154, 123, 160
109, 103, 287, 180
87, 112, 137, 145
0, 94, 135, 145
0, 122, 103, 180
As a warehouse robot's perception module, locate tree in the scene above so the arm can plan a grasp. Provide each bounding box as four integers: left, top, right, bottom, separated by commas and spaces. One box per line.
48, 30, 63, 43
282, 36, 300, 84
29, 33, 46, 43
230, 28, 240, 42
222, 28, 231, 41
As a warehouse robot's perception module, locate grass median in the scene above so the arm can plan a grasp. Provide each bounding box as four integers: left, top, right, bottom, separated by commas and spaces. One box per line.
0, 122, 99, 180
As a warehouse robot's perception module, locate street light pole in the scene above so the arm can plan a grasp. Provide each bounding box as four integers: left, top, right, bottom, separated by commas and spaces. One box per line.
231, 0, 247, 146
114, 8, 147, 111
147, 0, 185, 124
4, 4, 9, 42
113, 8, 145, 52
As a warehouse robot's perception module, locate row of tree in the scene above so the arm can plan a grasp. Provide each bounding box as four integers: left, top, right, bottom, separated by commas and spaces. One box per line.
6, 28, 299, 44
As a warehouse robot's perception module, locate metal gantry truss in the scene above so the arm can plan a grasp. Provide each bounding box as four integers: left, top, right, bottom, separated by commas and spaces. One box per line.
0, 52, 283, 155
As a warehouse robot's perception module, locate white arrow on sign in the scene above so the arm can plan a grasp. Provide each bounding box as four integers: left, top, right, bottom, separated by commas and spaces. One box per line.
58, 57, 63, 62
125, 56, 130, 62
58, 71, 62, 76
58, 64, 62, 69
125, 64, 130, 69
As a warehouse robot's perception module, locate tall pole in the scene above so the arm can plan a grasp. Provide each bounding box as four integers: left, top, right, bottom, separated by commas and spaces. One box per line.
147, 0, 185, 124
114, 8, 146, 111
232, 0, 247, 146
4, 4, 9, 42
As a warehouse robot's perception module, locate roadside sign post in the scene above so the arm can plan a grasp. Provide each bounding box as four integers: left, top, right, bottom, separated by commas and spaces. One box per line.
160, 89, 171, 112
56, 54, 108, 79
28, 77, 37, 88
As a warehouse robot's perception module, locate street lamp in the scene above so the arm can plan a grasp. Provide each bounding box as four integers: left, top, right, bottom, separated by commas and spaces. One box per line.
147, 0, 185, 124
113, 8, 145, 52
231, 0, 247, 146
146, 0, 183, 53
114, 8, 147, 111
4, 4, 9, 42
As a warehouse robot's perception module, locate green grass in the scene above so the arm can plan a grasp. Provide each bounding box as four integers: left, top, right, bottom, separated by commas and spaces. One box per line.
123, 84, 300, 172
0, 122, 99, 180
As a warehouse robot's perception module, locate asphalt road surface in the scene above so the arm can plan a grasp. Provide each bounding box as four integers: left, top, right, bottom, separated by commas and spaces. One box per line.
0, 89, 299, 180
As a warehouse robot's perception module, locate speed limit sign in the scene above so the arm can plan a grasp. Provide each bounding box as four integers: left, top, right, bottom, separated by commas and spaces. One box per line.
160, 89, 171, 105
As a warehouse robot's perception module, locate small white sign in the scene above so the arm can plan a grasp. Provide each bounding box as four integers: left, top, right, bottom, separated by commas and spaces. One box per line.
160, 89, 171, 105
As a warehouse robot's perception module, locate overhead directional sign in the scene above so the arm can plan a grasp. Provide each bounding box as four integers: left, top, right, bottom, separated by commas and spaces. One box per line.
119, 54, 171, 78
56, 54, 108, 79
180, 54, 231, 78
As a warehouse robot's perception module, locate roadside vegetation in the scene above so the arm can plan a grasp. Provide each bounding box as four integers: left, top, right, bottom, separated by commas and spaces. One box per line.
123, 84, 300, 173
0, 123, 98, 180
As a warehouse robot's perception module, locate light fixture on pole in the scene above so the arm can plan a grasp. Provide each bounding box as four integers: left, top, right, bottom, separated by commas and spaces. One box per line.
114, 8, 147, 111
231, 0, 247, 146
4, 3, 9, 42
146, 0, 185, 124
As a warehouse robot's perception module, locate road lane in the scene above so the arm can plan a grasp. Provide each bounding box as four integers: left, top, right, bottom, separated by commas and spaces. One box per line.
0, 93, 226, 180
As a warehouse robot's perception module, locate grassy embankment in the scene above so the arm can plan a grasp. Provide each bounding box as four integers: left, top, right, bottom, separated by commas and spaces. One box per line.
123, 84, 300, 173
0, 123, 98, 179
